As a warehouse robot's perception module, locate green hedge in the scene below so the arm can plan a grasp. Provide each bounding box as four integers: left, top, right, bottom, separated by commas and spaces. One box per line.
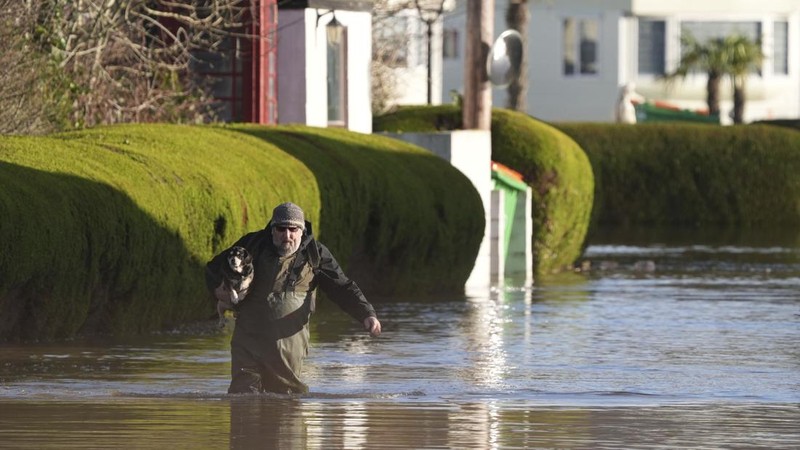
753, 119, 800, 132
553, 123, 800, 228
228, 124, 484, 295
374, 106, 595, 275
0, 124, 483, 341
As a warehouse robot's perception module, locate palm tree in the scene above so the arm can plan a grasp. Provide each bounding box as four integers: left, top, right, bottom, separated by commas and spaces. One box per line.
725, 34, 764, 124
665, 31, 765, 124
664, 31, 729, 117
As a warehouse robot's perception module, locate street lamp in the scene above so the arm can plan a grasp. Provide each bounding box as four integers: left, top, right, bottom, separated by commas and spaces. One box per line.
315, 9, 344, 44
326, 14, 344, 45
414, 0, 447, 104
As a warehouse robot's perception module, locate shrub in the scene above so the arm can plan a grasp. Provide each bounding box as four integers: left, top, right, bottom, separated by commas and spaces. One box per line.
491, 110, 594, 274
753, 119, 800, 132
229, 124, 485, 294
553, 122, 800, 228
374, 106, 595, 275
0, 124, 313, 340
0, 123, 483, 341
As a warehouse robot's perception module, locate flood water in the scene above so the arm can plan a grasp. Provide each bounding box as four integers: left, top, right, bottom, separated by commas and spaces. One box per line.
1, 228, 799, 449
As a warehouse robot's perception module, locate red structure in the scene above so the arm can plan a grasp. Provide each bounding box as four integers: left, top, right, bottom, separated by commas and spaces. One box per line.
250, 0, 279, 124
195, 0, 278, 124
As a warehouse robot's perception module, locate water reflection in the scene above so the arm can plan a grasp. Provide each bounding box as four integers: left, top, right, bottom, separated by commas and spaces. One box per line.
3, 398, 796, 448
461, 296, 509, 389
1, 228, 799, 448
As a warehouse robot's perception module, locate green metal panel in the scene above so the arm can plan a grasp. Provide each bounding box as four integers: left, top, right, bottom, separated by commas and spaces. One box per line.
492, 169, 527, 259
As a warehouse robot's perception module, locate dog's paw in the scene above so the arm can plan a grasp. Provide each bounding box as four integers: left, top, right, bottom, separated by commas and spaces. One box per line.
230, 288, 241, 305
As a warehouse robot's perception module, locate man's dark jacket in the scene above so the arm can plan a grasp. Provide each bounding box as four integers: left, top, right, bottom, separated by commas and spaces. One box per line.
205, 220, 376, 325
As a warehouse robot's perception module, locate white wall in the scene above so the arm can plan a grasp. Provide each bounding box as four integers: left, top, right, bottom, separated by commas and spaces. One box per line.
441, 0, 800, 123
303, 8, 327, 128
631, 6, 800, 123
527, 6, 625, 121
344, 11, 374, 133
384, 12, 445, 106
381, 130, 493, 293
442, 0, 628, 119
277, 9, 373, 133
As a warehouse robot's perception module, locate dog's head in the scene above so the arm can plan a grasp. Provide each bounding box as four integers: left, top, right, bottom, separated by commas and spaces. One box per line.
227, 246, 253, 274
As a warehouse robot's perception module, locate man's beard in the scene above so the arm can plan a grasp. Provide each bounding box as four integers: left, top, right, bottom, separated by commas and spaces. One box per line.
276, 240, 300, 256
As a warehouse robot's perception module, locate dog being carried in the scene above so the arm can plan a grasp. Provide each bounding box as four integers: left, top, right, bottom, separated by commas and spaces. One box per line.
214, 246, 254, 327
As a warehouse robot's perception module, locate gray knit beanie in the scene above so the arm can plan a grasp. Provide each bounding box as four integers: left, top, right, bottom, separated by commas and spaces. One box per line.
271, 202, 305, 229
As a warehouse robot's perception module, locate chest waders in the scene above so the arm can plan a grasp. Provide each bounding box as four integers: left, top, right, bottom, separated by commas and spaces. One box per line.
228, 242, 321, 394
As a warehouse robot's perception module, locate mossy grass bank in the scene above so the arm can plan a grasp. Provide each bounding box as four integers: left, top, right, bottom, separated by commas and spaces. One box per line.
0, 124, 483, 341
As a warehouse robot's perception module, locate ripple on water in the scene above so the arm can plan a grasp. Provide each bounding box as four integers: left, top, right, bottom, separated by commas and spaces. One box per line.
1, 235, 799, 447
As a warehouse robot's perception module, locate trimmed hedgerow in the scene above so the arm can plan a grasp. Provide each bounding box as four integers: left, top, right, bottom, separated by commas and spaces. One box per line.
553, 122, 800, 228
753, 119, 800, 132
228, 124, 484, 295
374, 105, 595, 275
0, 125, 318, 341
0, 123, 483, 341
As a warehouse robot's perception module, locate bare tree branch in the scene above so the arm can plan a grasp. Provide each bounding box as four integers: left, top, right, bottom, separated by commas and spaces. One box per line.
1, 0, 258, 133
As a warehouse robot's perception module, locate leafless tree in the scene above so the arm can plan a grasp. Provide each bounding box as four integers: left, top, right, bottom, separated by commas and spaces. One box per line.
1, 0, 255, 134
371, 0, 412, 115
0, 0, 62, 134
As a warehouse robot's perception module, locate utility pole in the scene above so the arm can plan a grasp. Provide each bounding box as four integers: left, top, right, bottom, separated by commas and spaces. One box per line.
463, 0, 494, 130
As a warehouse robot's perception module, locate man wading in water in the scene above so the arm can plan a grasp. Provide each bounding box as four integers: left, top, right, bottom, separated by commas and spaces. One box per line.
205, 202, 382, 394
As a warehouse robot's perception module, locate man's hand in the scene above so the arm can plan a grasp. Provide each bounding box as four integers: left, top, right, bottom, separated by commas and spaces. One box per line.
363, 316, 382, 337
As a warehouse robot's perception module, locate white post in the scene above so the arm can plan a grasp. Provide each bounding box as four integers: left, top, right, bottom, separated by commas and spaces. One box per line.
490, 189, 505, 285
379, 130, 493, 293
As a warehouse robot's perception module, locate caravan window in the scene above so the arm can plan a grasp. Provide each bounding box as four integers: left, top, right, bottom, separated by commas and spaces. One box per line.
563, 18, 598, 76
638, 19, 665, 75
